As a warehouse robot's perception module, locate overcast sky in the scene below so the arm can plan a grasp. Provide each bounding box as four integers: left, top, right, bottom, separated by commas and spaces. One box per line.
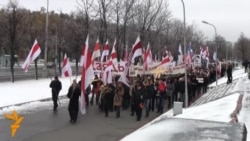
1, 0, 250, 43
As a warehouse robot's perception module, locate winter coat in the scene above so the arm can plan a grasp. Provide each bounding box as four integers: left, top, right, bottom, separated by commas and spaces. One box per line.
145, 84, 154, 99
101, 86, 112, 97
100, 86, 113, 104
67, 85, 81, 111
113, 86, 124, 106
132, 87, 145, 104
166, 83, 174, 97
49, 80, 62, 94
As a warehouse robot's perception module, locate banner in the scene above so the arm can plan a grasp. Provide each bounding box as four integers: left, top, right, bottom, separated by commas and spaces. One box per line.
92, 61, 185, 76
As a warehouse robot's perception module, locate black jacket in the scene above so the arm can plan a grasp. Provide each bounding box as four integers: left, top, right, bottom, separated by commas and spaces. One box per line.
67, 85, 81, 110
50, 80, 62, 94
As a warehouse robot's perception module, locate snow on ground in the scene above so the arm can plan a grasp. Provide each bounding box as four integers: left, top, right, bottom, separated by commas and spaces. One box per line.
209, 66, 246, 87
0, 76, 78, 107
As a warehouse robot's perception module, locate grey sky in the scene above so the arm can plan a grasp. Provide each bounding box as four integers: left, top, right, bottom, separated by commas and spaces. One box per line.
1, 0, 250, 43
169, 0, 250, 43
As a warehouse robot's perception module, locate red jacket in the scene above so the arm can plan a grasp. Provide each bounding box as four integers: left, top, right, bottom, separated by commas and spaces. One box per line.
158, 82, 166, 92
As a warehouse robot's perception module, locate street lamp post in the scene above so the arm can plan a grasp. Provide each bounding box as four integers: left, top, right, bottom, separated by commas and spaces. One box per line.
202, 20, 218, 86
44, 0, 49, 77
181, 0, 188, 107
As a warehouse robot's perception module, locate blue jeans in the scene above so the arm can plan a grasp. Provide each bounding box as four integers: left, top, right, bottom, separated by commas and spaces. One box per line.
156, 96, 165, 113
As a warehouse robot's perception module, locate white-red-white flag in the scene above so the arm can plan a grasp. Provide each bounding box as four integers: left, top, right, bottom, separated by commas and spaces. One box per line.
132, 36, 142, 63
160, 55, 170, 68
143, 43, 153, 70
91, 38, 101, 62
101, 40, 109, 62
110, 39, 118, 64
81, 35, 94, 115
103, 58, 113, 84
118, 36, 141, 87
22, 39, 41, 72
61, 54, 72, 77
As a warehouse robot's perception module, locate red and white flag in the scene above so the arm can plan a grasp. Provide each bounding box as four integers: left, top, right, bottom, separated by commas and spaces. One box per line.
132, 36, 142, 63
118, 36, 142, 86
61, 54, 72, 77
81, 35, 94, 115
91, 38, 101, 62
101, 40, 109, 62
22, 39, 41, 72
110, 39, 118, 64
103, 58, 113, 84
143, 43, 153, 70
160, 55, 170, 68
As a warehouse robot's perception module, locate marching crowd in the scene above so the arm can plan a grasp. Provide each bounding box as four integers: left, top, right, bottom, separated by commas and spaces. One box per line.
49, 62, 234, 124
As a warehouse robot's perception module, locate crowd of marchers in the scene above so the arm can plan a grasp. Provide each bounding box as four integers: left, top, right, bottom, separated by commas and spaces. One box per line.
49, 61, 235, 124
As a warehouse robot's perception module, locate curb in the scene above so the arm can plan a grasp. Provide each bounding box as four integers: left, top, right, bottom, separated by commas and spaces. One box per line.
0, 95, 67, 110
229, 94, 243, 123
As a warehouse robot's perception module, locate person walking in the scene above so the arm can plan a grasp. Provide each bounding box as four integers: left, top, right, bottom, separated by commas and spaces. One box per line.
157, 78, 166, 114
49, 76, 62, 112
114, 82, 124, 118
67, 79, 81, 124
132, 81, 145, 121
91, 76, 102, 105
144, 79, 154, 118
100, 84, 113, 117
227, 62, 233, 84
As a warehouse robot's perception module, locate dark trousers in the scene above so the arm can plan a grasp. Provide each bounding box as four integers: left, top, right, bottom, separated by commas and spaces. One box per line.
103, 100, 110, 117
91, 93, 100, 105
166, 96, 172, 108
135, 102, 142, 121
144, 99, 151, 117
115, 106, 121, 118
131, 101, 135, 115
52, 92, 59, 111
156, 96, 164, 113
85, 93, 89, 107
122, 98, 130, 110
69, 108, 78, 122
228, 74, 232, 83
151, 96, 155, 111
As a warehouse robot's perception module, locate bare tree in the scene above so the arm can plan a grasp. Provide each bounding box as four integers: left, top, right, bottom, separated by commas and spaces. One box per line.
5, 1, 28, 82
235, 33, 250, 61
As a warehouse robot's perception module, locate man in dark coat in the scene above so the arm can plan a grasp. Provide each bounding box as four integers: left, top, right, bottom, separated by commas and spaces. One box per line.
144, 79, 154, 117
100, 84, 113, 117
49, 76, 62, 112
227, 62, 233, 84
132, 81, 145, 121
67, 79, 81, 123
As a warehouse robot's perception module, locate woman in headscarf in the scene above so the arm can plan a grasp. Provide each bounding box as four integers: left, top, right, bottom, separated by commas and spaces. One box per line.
67, 79, 81, 124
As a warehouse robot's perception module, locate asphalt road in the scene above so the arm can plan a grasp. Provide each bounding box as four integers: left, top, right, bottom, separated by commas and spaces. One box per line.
0, 104, 165, 141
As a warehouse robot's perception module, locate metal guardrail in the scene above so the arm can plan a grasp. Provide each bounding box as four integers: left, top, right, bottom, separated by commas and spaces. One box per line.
0, 66, 82, 82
